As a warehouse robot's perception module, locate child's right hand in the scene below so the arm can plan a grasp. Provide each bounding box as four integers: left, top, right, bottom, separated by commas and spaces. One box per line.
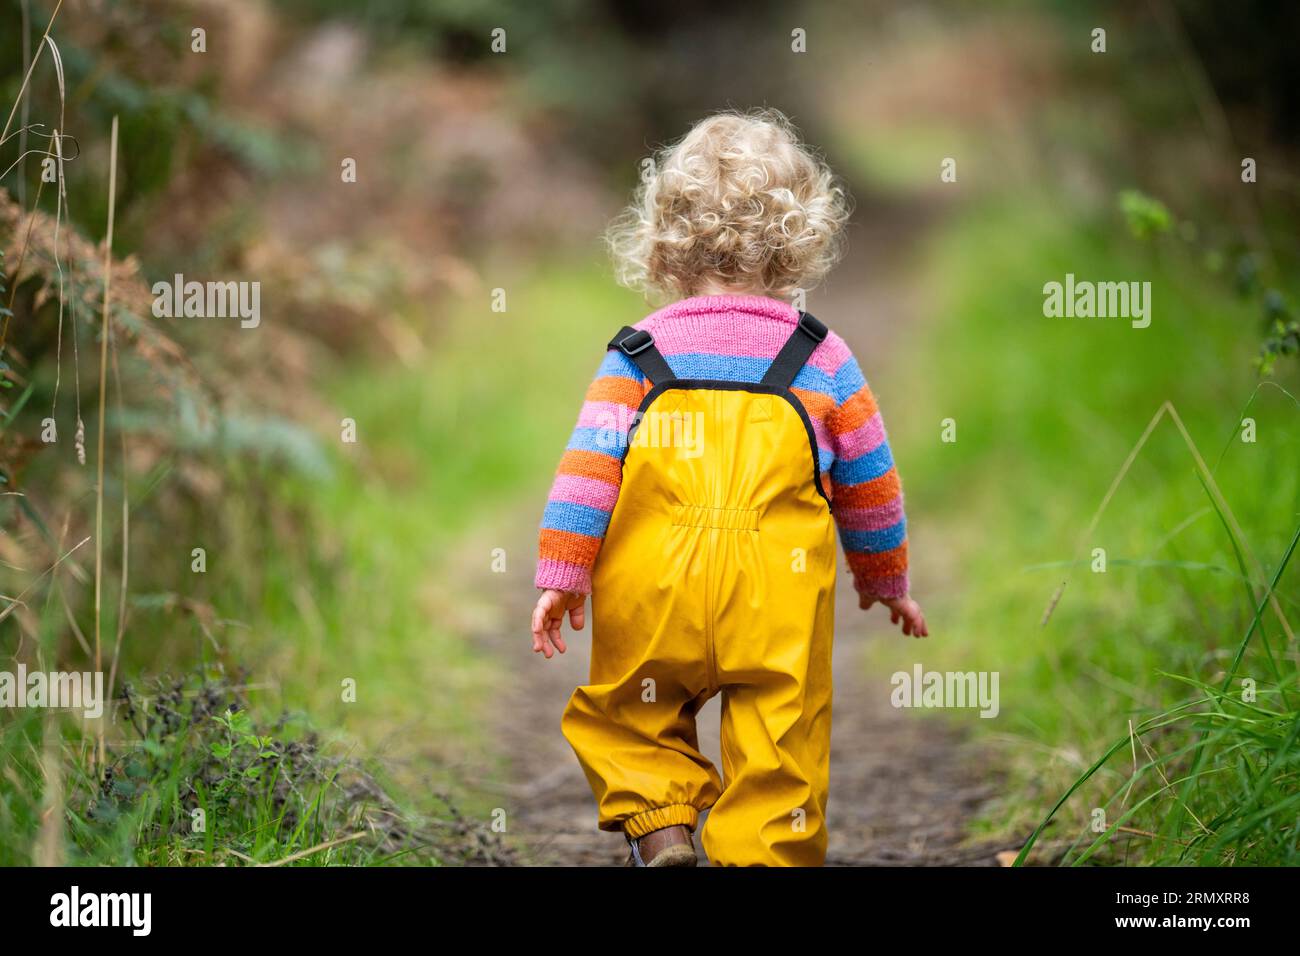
859, 593, 929, 638
531, 588, 586, 659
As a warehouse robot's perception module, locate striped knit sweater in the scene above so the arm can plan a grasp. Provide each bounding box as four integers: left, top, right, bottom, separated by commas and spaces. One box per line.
535, 294, 909, 599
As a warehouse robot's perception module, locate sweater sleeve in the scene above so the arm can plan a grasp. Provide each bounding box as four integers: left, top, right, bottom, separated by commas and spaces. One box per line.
826, 353, 910, 599
535, 348, 649, 594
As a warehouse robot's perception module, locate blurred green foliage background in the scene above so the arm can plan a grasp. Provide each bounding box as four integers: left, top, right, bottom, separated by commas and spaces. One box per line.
0, 0, 1297, 865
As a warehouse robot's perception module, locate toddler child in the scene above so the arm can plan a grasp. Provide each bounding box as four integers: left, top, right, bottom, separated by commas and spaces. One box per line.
530, 110, 927, 867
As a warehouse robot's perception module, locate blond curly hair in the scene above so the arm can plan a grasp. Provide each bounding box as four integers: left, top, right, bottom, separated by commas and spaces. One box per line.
607, 109, 851, 302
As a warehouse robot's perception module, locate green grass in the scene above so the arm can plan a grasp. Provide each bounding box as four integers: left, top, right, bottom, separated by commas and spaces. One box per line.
249, 262, 640, 741
0, 258, 644, 865
869, 195, 1300, 864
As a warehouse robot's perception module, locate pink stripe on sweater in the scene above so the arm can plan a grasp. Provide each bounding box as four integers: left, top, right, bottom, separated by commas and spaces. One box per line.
548, 474, 620, 512
536, 558, 592, 594
641, 298, 854, 378
854, 572, 909, 599
647, 294, 798, 324
644, 318, 789, 360
575, 401, 634, 430
835, 498, 906, 531
834, 412, 888, 461
809, 334, 853, 378
811, 417, 833, 457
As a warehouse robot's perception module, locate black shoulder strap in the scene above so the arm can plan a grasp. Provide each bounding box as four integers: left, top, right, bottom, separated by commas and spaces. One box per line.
609, 326, 676, 384
761, 312, 828, 388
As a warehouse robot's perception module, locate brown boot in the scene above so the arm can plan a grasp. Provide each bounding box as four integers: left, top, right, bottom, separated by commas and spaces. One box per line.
627, 824, 698, 867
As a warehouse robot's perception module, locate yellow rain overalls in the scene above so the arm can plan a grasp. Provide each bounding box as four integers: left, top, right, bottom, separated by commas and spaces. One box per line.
562, 314, 837, 866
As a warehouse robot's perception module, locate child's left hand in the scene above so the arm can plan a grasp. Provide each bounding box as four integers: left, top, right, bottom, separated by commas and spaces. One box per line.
859, 593, 929, 638
531, 588, 586, 659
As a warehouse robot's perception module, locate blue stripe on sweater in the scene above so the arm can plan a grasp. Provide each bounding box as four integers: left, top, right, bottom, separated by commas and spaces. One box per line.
833, 358, 867, 401
832, 440, 895, 485
541, 500, 611, 537
595, 350, 647, 382
660, 353, 837, 396
597, 348, 842, 398
566, 427, 629, 455
840, 518, 907, 554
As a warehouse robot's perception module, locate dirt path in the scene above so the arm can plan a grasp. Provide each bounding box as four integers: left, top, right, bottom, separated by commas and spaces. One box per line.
458, 193, 1013, 866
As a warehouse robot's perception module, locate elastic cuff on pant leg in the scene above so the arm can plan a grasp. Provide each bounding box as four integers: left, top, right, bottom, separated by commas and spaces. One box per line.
623, 804, 699, 840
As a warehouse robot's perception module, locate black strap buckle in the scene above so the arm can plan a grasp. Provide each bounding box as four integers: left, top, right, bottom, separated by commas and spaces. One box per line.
615, 329, 654, 356
798, 312, 828, 343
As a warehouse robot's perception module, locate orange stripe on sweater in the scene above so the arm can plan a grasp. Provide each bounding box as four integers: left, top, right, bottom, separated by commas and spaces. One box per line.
828, 385, 879, 436
790, 386, 835, 422
846, 541, 909, 577
557, 449, 624, 486
539, 527, 604, 566
832, 467, 901, 508
586, 375, 650, 407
